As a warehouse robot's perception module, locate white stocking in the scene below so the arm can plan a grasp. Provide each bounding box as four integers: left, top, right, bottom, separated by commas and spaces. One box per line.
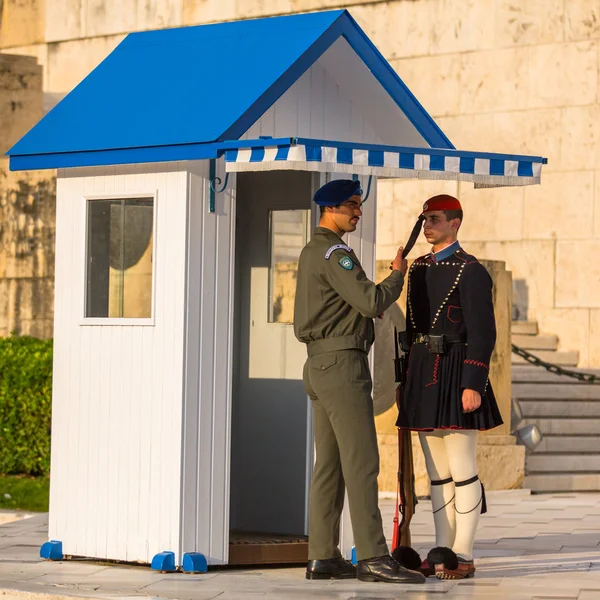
444, 430, 480, 561
418, 431, 456, 549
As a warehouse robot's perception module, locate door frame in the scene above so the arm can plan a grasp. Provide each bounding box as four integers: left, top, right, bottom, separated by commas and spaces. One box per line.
192, 167, 377, 564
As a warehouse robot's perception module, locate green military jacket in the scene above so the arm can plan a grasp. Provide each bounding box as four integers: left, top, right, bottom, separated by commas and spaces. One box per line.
294, 227, 404, 357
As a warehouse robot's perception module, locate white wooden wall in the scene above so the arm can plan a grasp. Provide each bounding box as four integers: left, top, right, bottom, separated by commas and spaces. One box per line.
242, 37, 428, 148
180, 160, 236, 565
242, 60, 382, 145
50, 162, 188, 563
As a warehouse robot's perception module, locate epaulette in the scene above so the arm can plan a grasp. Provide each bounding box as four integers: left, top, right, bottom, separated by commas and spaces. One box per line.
454, 249, 477, 263
325, 244, 352, 260
410, 254, 431, 267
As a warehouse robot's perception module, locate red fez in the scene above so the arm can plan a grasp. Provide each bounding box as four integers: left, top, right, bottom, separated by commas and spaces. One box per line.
422, 194, 462, 214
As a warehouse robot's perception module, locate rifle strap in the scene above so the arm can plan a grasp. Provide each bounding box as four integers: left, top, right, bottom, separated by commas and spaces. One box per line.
402, 216, 425, 259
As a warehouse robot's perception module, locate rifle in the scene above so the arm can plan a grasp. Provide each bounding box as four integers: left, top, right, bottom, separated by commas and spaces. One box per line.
391, 328, 418, 551
390, 225, 423, 564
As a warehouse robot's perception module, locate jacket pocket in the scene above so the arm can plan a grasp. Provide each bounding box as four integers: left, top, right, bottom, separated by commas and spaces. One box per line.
311, 353, 338, 372
447, 305, 463, 323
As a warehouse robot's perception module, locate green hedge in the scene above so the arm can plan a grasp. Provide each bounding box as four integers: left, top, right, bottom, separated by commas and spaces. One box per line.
0, 336, 53, 476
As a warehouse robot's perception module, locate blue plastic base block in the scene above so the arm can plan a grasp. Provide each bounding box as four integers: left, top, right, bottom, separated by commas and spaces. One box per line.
182, 552, 208, 573
350, 546, 357, 566
151, 551, 176, 572
40, 540, 63, 560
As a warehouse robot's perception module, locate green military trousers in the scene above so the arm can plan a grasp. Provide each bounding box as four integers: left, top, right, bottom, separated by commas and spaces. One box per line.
303, 348, 388, 562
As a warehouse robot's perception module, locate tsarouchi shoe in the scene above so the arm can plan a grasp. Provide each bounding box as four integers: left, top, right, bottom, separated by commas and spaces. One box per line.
418, 559, 435, 578
390, 545, 422, 571
426, 546, 476, 580
434, 558, 476, 580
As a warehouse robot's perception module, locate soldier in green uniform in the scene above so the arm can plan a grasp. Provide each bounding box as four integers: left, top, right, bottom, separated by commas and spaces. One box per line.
294, 179, 425, 584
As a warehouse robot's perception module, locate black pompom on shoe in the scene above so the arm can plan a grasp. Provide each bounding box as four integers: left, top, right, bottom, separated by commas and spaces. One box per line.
391, 546, 422, 571
427, 547, 459, 570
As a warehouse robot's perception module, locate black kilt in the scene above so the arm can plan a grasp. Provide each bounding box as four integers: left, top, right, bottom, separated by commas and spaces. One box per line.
396, 342, 503, 431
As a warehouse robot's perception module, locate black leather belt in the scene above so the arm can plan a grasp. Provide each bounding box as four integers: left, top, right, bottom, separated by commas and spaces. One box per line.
413, 333, 466, 344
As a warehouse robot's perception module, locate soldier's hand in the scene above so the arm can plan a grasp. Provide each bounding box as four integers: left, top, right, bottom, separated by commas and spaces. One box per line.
390, 246, 408, 276
462, 389, 482, 413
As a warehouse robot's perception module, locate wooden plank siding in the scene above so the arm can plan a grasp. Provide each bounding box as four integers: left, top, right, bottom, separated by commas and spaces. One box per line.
241, 38, 427, 148
180, 160, 236, 565
49, 163, 188, 564
242, 58, 383, 145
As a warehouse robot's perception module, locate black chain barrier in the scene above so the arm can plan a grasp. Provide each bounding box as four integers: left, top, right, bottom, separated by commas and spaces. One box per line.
512, 343, 600, 384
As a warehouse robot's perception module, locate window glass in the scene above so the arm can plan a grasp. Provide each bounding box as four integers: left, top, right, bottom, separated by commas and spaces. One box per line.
86, 198, 154, 318
268, 209, 310, 324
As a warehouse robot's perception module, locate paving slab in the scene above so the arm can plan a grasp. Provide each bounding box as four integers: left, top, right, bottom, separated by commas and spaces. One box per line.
0, 493, 598, 600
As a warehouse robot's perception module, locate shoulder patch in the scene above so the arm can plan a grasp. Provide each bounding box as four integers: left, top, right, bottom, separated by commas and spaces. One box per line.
338, 256, 354, 270
325, 244, 352, 260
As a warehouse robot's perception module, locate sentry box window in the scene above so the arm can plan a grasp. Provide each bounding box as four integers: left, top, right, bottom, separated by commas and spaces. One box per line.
268, 208, 310, 324
86, 197, 154, 319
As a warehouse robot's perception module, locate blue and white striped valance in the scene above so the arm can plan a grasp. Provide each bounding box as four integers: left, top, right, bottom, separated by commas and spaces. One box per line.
224, 138, 546, 187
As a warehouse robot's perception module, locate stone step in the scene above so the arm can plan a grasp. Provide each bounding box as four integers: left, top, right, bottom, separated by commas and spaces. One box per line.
511, 334, 558, 351
523, 473, 600, 492
526, 453, 600, 473
519, 400, 600, 418
513, 383, 600, 400
534, 435, 600, 454
512, 349, 579, 367
522, 417, 600, 435
511, 321, 538, 336
512, 366, 600, 384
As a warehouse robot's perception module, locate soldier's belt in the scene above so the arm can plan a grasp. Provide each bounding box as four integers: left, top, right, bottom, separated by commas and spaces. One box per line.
307, 335, 371, 357
413, 334, 466, 344
413, 333, 466, 355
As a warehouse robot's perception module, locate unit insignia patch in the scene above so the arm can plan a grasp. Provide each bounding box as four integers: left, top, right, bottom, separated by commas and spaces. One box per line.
339, 256, 354, 270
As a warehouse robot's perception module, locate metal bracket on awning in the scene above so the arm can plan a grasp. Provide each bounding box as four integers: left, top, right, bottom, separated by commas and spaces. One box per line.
208, 158, 230, 213
363, 175, 373, 202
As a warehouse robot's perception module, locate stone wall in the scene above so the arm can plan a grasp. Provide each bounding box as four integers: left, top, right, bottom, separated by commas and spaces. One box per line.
2, 0, 599, 362
0, 167, 56, 338
371, 1, 600, 367
0, 53, 55, 339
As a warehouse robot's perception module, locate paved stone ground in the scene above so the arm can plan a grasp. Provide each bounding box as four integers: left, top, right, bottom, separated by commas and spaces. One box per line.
0, 491, 599, 600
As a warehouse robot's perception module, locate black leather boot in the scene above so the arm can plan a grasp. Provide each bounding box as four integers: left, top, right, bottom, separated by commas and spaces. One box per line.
357, 554, 426, 583
306, 557, 356, 580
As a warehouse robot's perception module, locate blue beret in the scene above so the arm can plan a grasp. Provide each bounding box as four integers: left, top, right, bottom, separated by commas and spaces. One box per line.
313, 179, 362, 207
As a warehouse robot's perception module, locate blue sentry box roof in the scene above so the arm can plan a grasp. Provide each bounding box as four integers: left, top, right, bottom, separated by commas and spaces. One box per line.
10, 11, 341, 156
7, 9, 453, 169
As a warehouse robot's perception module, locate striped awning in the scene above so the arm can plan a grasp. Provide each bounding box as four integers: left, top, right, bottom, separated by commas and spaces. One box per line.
224, 138, 546, 187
